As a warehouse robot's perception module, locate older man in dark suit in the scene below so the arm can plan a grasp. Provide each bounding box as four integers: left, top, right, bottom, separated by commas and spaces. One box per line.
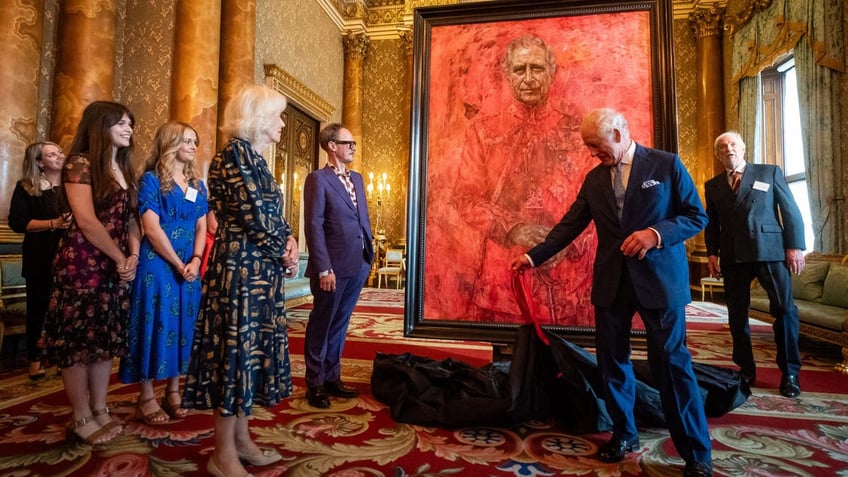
704, 131, 806, 398
512, 108, 712, 477
303, 123, 374, 409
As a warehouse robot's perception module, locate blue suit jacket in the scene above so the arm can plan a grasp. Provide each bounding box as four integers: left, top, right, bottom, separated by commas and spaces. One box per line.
304, 166, 374, 278
704, 163, 805, 264
528, 144, 707, 309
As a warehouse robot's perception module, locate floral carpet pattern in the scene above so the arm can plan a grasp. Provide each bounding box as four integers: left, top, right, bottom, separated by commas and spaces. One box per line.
1, 289, 847, 476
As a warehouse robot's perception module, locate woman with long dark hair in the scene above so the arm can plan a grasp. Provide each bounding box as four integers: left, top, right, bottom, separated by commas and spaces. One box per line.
41, 101, 141, 445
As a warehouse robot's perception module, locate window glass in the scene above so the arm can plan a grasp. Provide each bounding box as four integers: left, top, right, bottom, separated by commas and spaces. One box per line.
781, 64, 805, 177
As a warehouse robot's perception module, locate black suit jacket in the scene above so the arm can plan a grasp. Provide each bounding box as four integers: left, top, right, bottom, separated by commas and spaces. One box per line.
704, 163, 805, 264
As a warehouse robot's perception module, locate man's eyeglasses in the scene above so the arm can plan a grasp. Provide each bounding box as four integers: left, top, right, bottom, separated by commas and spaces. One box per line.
332, 140, 357, 148
182, 138, 199, 146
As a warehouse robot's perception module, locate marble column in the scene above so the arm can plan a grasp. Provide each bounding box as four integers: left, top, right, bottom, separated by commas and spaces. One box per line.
51, 0, 119, 149
217, 0, 256, 149
172, 0, 222, 175
0, 1, 44, 229
398, 28, 414, 243
688, 6, 726, 288
342, 32, 369, 165
689, 6, 727, 183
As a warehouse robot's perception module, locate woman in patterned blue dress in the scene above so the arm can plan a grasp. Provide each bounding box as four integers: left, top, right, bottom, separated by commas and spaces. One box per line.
41, 101, 140, 446
182, 85, 299, 477
119, 121, 207, 424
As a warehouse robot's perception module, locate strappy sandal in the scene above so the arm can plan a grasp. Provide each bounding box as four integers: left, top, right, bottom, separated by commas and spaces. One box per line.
65, 415, 114, 446
92, 406, 123, 433
133, 396, 169, 425
162, 390, 188, 419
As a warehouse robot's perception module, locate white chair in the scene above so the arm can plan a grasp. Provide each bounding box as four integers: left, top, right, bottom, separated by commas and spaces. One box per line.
700, 276, 724, 301
377, 250, 405, 289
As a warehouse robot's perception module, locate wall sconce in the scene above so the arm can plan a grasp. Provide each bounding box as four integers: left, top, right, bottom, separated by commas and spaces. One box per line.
367, 171, 390, 236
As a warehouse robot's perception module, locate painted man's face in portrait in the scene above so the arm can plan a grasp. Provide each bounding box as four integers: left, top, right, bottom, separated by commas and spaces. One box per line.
506, 45, 553, 106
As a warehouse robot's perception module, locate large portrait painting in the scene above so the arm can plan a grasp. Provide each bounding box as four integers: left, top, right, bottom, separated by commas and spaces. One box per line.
406, 0, 678, 343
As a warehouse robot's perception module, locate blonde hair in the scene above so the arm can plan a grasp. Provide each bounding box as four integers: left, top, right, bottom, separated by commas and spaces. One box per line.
21, 141, 62, 196
144, 121, 201, 192
222, 84, 287, 145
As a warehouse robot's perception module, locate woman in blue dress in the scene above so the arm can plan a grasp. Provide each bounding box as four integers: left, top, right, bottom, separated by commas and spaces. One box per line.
119, 121, 207, 424
183, 85, 299, 477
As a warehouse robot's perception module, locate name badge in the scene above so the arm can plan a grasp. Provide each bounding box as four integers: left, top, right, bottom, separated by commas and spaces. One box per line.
185, 187, 198, 202
752, 181, 770, 192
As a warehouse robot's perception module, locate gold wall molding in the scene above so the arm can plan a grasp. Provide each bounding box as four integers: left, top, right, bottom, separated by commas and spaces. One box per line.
320, 1, 725, 38
724, 0, 772, 34
264, 64, 335, 123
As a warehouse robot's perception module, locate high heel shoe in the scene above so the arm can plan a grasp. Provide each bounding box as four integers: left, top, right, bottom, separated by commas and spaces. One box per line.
65, 415, 114, 446
162, 390, 188, 419
132, 396, 169, 425
207, 456, 255, 477
237, 447, 283, 466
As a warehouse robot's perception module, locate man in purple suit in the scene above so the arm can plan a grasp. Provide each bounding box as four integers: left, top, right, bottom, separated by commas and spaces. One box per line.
303, 123, 374, 408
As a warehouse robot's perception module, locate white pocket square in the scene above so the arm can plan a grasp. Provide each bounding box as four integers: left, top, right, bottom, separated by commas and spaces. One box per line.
641, 179, 660, 189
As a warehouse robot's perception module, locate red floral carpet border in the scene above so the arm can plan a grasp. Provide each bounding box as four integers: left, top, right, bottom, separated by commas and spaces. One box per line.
1, 289, 847, 476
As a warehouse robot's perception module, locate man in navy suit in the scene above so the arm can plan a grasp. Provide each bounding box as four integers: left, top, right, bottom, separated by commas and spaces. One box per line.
512, 108, 712, 476
303, 123, 374, 408
704, 131, 806, 398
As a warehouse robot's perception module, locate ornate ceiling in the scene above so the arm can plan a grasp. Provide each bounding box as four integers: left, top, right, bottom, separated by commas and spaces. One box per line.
316, 0, 728, 39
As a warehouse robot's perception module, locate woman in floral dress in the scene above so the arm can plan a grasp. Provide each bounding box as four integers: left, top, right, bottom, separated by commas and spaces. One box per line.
182, 85, 299, 477
41, 101, 141, 446
119, 121, 207, 424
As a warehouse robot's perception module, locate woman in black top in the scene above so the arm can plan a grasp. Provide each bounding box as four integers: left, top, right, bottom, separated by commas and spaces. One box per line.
8, 141, 72, 379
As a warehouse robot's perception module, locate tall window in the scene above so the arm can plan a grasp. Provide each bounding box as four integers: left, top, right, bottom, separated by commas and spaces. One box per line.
760, 56, 814, 252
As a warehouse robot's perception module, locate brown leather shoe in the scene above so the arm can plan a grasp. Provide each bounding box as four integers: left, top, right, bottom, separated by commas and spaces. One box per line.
324, 380, 359, 398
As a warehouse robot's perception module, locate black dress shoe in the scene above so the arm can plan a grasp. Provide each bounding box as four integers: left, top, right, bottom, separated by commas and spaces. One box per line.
324, 380, 359, 398
780, 374, 801, 398
684, 462, 713, 477
306, 386, 331, 408
597, 436, 640, 463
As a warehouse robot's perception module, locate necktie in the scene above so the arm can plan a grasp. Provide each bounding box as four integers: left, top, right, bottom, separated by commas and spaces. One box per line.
614, 161, 625, 218
730, 171, 742, 194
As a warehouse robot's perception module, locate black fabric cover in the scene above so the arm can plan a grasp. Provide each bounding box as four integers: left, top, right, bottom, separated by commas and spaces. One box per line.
371, 325, 749, 430
370, 352, 511, 427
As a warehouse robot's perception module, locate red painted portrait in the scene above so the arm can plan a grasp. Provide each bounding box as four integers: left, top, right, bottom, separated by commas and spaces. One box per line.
407, 1, 677, 342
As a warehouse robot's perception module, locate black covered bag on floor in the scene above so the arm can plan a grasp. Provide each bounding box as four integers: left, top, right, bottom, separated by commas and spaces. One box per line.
632, 360, 750, 418
508, 324, 665, 432
371, 352, 511, 427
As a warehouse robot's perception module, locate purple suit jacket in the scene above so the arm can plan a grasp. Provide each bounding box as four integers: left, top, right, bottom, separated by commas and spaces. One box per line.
303, 166, 374, 278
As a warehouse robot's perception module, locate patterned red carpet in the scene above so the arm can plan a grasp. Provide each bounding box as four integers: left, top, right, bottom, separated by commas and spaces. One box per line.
1, 289, 847, 476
